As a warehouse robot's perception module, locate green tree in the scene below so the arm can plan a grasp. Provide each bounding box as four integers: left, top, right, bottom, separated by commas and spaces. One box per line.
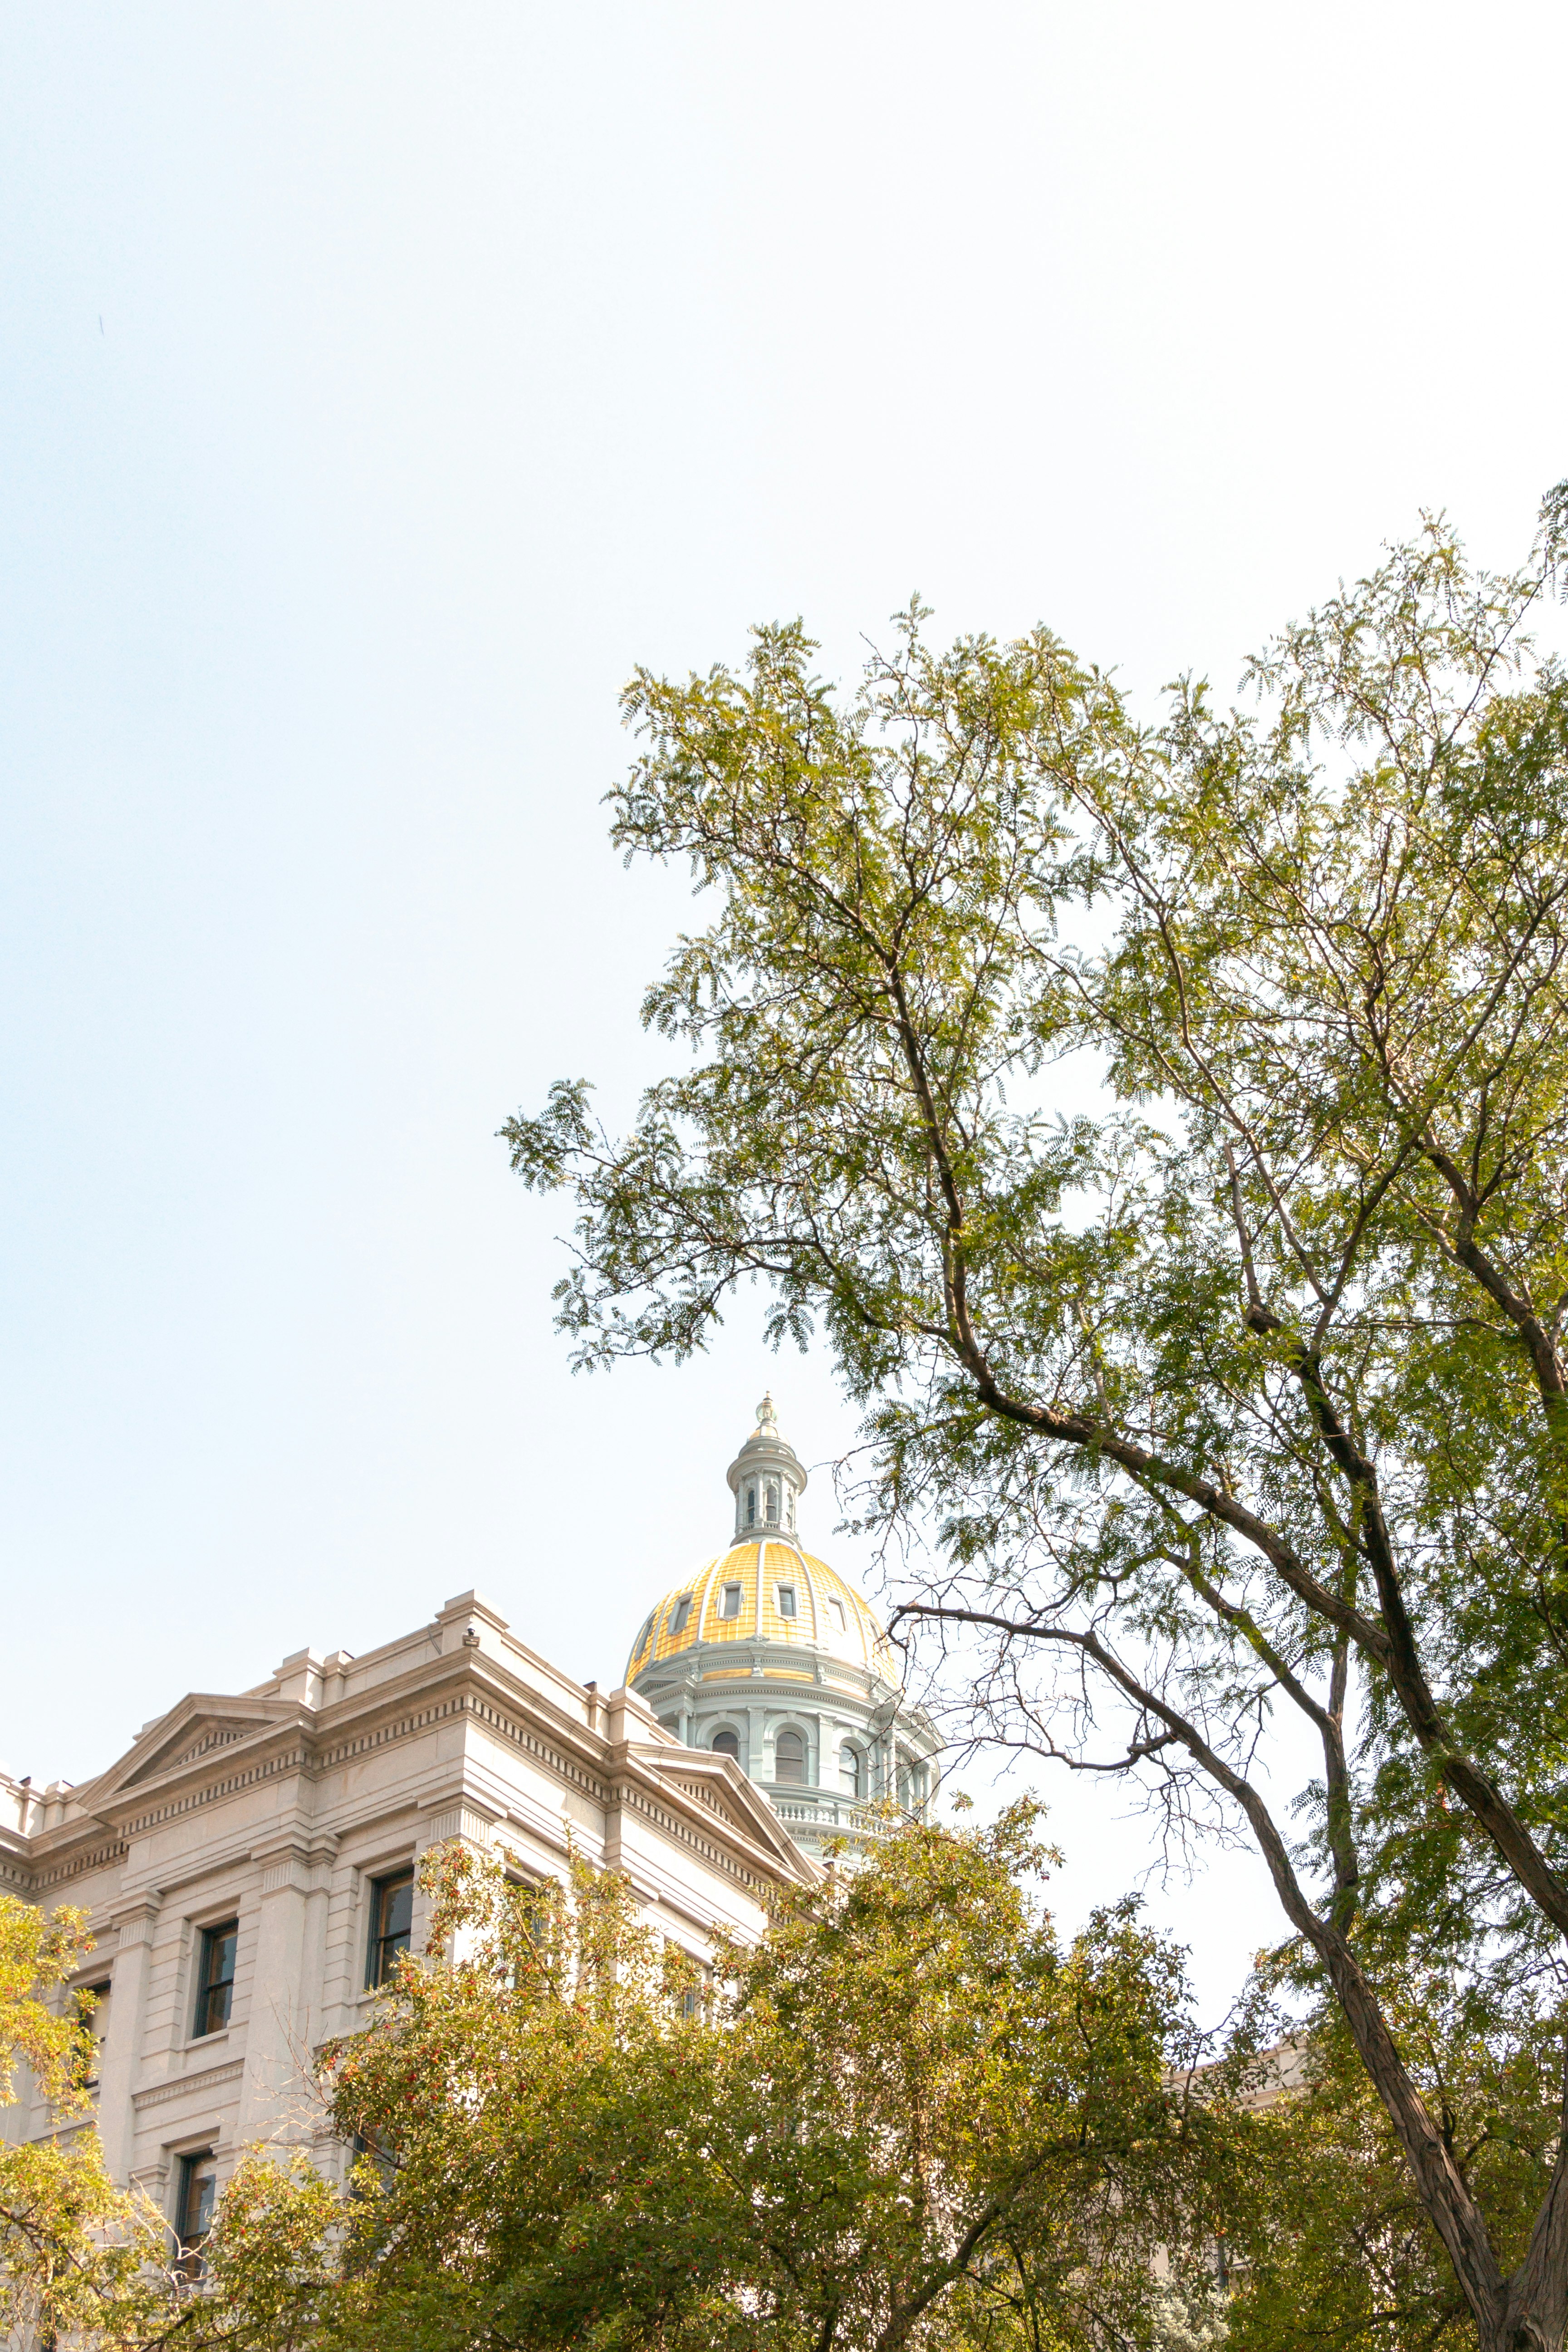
1226, 1972, 1568, 2352
0, 1893, 337, 2351
505, 488, 1568, 2351
200, 1812, 1245, 2351
0, 1893, 171, 2345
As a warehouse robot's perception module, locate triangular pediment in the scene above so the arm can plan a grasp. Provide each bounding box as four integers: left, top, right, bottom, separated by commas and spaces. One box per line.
87, 1696, 296, 1805
664, 1771, 759, 1837
637, 1747, 818, 1881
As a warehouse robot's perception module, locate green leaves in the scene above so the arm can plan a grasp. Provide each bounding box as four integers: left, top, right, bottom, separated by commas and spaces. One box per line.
508, 489, 1568, 2346
196, 1818, 1249, 2352
0, 1896, 181, 2349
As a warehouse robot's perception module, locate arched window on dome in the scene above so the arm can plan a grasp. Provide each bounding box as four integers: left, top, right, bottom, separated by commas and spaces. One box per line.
838, 1743, 862, 1799
711, 1728, 740, 1762
774, 1728, 807, 1786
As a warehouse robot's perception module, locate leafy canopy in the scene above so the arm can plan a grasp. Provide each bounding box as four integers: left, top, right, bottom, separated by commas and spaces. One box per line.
505, 488, 1568, 2351
198, 1813, 1250, 2352
0, 1895, 175, 2346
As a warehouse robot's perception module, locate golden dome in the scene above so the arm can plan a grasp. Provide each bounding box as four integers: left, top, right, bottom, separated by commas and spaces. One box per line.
626, 1538, 894, 1682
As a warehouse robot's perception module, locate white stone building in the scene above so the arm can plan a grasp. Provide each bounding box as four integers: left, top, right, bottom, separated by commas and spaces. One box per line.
0, 1403, 937, 2254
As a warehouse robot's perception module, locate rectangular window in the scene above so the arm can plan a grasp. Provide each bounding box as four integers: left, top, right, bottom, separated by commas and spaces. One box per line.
828, 1597, 846, 1634
176, 2149, 218, 2276
367, 1870, 415, 1989
776, 1584, 797, 1618
193, 1922, 237, 2039
720, 1582, 741, 1619
351, 2130, 398, 2190
669, 1594, 692, 1637
76, 1981, 112, 2086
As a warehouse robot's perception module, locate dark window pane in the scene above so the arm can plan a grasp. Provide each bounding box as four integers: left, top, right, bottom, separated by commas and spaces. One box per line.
368, 1872, 415, 1988
774, 1730, 806, 1785
194, 1922, 238, 2038
777, 1585, 796, 1618
76, 1981, 112, 2085
382, 1879, 413, 1942
352, 2130, 398, 2191
713, 1729, 740, 1760
177, 2151, 218, 2277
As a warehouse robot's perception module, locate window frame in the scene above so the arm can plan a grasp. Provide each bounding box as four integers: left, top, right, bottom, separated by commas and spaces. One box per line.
175, 2148, 218, 2277
669, 1594, 693, 1637
711, 1726, 741, 1762
366, 1868, 415, 1991
838, 1743, 862, 1800
776, 1583, 797, 1619
773, 1726, 808, 1786
719, 1581, 742, 1619
191, 1920, 238, 2040
350, 2129, 399, 2192
75, 1978, 112, 2086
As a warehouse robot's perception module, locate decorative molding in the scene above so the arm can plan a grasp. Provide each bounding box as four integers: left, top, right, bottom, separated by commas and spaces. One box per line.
108, 1896, 162, 1946
29, 1837, 130, 1893
121, 1749, 307, 1839
618, 1784, 771, 1895
465, 1693, 612, 1809
127, 1720, 255, 1788
259, 1853, 310, 1897
133, 2058, 244, 2113
254, 1834, 338, 1898
419, 1803, 496, 1851
21, 1681, 623, 1889
314, 1695, 467, 1774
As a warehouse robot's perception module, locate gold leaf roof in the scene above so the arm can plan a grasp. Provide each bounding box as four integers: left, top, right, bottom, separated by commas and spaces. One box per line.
627, 1540, 892, 1681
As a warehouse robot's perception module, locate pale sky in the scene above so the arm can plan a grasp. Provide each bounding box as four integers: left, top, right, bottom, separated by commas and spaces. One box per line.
3, 1, 1564, 2010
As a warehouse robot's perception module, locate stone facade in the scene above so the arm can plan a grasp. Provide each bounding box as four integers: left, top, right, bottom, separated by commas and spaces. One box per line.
0, 1586, 813, 2219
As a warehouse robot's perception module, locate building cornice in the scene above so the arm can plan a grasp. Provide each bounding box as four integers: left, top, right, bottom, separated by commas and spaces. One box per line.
5, 1642, 812, 1901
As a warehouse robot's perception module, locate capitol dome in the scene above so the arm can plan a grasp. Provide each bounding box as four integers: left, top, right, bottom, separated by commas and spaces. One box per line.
626, 1396, 940, 1864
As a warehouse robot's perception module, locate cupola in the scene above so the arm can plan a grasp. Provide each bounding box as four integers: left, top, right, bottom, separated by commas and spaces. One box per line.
725, 1392, 806, 1540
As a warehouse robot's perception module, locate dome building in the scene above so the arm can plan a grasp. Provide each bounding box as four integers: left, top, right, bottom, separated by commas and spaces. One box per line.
627, 1397, 941, 1864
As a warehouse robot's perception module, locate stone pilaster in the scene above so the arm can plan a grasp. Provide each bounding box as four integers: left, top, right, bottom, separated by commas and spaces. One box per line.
416, 1800, 498, 1965
233, 1836, 336, 2147
97, 1896, 160, 2184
